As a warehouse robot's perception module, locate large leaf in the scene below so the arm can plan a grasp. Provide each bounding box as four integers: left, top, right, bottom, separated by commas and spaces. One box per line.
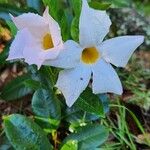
3, 114, 53, 150
63, 124, 109, 150
32, 89, 61, 120
0, 74, 32, 101
65, 106, 101, 124
75, 88, 104, 117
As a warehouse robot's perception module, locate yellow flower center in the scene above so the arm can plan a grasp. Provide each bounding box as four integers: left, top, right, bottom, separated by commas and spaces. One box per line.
81, 47, 100, 64
42, 33, 54, 50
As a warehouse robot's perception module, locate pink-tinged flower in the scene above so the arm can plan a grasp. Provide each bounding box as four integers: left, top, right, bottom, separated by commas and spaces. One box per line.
7, 7, 63, 69
44, 0, 144, 107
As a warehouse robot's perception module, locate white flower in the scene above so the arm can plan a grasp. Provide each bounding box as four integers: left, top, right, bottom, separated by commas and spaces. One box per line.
7, 7, 63, 69
44, 0, 144, 107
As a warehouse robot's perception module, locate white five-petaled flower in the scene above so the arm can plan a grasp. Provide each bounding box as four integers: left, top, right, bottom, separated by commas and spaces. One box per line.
7, 7, 63, 69
44, 0, 144, 107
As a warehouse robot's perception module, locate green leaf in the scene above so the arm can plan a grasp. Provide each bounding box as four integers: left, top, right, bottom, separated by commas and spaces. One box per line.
0, 74, 32, 101
70, 0, 82, 41
3, 114, 53, 150
63, 124, 109, 150
71, 17, 79, 41
23, 79, 44, 91
89, 1, 111, 10
42, 0, 59, 20
32, 89, 61, 120
6, 21, 17, 37
75, 88, 104, 117
34, 116, 59, 133
70, 0, 82, 17
60, 9, 72, 41
61, 140, 78, 150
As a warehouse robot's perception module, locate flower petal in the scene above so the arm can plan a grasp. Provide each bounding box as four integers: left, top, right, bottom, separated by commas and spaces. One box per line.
43, 40, 82, 69
99, 36, 144, 67
92, 59, 123, 95
56, 65, 91, 107
23, 46, 44, 69
43, 7, 63, 47
79, 0, 111, 47
7, 28, 33, 60
11, 13, 48, 38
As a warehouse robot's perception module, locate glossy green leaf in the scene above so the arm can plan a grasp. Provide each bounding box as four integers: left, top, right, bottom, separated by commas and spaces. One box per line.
75, 88, 104, 117
0, 74, 32, 101
61, 140, 78, 150
34, 116, 59, 133
63, 124, 109, 150
3, 114, 53, 150
32, 89, 61, 120
65, 106, 101, 124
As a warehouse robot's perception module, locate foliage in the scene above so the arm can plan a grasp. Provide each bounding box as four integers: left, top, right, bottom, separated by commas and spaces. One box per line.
0, 0, 149, 150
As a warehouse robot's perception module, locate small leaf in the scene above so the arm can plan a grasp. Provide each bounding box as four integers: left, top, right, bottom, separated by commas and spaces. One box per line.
3, 114, 53, 150
61, 140, 78, 150
0, 74, 32, 101
71, 17, 79, 41
89, 1, 111, 10
75, 88, 104, 117
63, 124, 109, 150
32, 89, 61, 120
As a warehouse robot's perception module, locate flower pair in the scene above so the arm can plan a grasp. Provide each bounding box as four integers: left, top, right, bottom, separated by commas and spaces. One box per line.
8, 0, 144, 107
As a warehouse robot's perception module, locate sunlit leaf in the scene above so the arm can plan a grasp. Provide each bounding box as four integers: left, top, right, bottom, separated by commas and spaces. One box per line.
63, 124, 109, 150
